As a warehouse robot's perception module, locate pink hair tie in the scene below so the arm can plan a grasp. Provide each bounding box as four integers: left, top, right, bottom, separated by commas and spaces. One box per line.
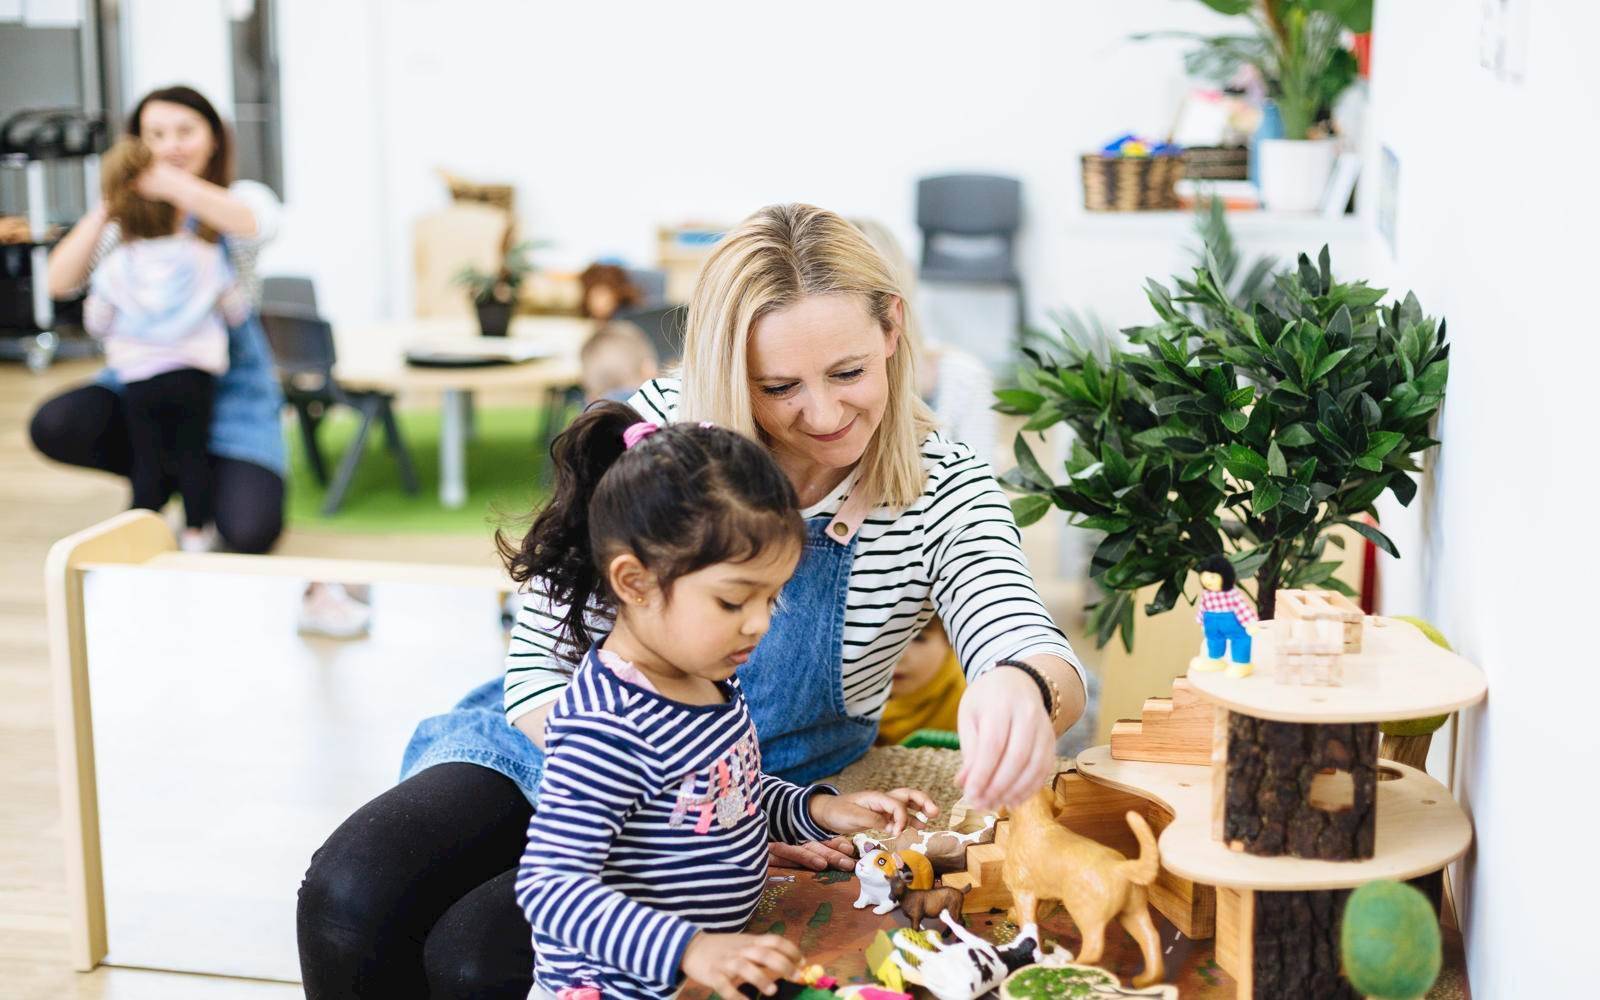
622, 421, 660, 449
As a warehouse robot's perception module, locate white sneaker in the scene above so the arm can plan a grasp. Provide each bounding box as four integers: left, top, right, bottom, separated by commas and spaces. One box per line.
298, 582, 373, 639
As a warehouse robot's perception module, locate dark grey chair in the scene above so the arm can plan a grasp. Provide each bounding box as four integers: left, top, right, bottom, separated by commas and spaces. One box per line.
261, 275, 320, 313
259, 306, 418, 515
915, 174, 1026, 332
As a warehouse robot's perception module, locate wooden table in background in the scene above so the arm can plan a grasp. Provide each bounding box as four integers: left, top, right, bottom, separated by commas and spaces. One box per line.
333, 315, 590, 508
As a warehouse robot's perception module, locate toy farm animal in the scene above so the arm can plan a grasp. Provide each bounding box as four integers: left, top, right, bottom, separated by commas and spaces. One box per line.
900, 883, 969, 930
889, 911, 1039, 1000
1001, 787, 1165, 988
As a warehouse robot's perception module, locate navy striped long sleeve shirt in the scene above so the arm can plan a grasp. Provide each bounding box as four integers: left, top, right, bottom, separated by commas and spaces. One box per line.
517, 648, 834, 999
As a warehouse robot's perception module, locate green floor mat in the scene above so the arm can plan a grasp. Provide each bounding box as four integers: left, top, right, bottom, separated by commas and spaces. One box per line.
284, 405, 551, 535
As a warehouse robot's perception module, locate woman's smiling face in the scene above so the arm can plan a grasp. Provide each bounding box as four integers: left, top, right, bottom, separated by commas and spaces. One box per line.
746, 292, 900, 482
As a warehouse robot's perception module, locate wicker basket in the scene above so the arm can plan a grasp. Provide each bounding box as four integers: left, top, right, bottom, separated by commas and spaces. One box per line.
1081, 153, 1186, 211
1182, 145, 1250, 181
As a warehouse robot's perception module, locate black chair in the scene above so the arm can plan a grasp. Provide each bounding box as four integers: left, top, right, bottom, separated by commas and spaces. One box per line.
915, 174, 1026, 333
259, 307, 418, 515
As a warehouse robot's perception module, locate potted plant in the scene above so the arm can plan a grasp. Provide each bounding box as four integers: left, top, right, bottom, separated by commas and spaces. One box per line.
454, 238, 538, 337
998, 245, 1446, 651
1154, 0, 1369, 211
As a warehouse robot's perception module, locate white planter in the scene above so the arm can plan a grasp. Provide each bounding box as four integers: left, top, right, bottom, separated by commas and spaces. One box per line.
1257, 138, 1339, 213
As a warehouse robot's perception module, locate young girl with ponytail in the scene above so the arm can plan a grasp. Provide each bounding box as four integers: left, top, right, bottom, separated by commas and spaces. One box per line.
507, 401, 935, 1000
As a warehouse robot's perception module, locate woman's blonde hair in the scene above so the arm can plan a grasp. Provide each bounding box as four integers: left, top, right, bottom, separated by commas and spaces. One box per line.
679, 204, 936, 509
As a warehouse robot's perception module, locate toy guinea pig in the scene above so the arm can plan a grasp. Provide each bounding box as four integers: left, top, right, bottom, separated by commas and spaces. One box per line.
853, 843, 934, 915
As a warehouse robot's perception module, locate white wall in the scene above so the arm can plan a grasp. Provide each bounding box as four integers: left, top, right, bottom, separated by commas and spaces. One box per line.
122, 0, 233, 114
260, 0, 1271, 328
1364, 2, 1600, 994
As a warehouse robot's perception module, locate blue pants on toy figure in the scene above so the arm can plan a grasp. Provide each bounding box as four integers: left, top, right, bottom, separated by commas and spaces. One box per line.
1204, 610, 1252, 664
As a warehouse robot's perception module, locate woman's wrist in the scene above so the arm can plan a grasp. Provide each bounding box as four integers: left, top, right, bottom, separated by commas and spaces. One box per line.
995, 658, 1057, 722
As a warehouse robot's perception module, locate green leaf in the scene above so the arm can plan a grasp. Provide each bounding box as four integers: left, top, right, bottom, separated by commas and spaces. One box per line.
1180, 457, 1212, 482
1078, 515, 1133, 533
1093, 530, 1137, 569
1267, 441, 1288, 477
1013, 434, 1053, 489
1277, 423, 1316, 447
1225, 386, 1255, 408
1252, 480, 1283, 515
1389, 472, 1418, 507
1340, 518, 1400, 558
1220, 410, 1249, 433
1223, 443, 1269, 481
1022, 404, 1062, 432
1229, 547, 1270, 579
994, 388, 1045, 414
1310, 347, 1354, 381
1010, 494, 1052, 527
1282, 484, 1313, 513
1363, 430, 1405, 461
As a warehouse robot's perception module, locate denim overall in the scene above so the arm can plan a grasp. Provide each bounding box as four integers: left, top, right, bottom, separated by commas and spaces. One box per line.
93, 232, 288, 476
401, 491, 878, 803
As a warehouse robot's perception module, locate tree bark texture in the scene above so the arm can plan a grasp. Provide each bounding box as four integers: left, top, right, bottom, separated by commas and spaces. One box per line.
1224, 713, 1378, 860
1252, 888, 1360, 1000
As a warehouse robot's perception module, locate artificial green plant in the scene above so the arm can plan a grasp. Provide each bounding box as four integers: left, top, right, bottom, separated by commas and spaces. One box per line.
999, 246, 1447, 651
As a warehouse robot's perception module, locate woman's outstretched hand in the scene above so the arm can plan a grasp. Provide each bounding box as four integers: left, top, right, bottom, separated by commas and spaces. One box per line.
955, 666, 1057, 810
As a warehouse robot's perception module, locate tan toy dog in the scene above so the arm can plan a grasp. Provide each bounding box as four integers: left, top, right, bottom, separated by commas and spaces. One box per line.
1000, 787, 1165, 988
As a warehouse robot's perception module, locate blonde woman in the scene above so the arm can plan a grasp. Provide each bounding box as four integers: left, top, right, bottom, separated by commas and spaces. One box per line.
298, 204, 1086, 999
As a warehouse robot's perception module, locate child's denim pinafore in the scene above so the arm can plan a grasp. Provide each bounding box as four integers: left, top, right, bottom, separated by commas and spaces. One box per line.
401, 494, 879, 802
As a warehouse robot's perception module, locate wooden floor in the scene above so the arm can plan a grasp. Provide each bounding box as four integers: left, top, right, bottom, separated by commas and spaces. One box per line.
0, 359, 495, 999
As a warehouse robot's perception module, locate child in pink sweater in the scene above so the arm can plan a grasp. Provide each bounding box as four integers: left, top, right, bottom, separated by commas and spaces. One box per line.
83, 139, 248, 550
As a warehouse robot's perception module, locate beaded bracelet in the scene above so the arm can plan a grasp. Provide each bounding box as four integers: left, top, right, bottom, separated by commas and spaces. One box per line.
995, 657, 1061, 726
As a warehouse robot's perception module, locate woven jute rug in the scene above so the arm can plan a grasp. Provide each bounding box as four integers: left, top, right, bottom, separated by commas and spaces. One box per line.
820, 745, 1073, 834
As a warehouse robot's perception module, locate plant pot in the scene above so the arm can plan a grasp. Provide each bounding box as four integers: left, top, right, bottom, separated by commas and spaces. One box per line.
475, 300, 513, 337
1257, 138, 1338, 212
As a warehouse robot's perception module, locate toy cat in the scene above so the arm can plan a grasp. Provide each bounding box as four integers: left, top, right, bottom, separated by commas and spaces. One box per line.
888, 910, 1040, 1000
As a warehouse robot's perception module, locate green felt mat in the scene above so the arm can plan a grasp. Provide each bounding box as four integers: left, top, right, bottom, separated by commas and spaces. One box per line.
283, 405, 552, 535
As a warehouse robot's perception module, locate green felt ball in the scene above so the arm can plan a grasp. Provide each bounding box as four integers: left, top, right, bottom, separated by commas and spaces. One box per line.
1341, 881, 1442, 999
1378, 617, 1452, 738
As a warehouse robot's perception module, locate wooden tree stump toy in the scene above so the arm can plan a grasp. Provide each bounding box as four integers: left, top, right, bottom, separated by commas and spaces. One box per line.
999, 787, 1166, 988
1219, 713, 1378, 860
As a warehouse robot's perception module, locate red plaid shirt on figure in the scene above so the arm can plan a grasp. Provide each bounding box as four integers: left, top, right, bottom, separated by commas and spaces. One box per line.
1195, 588, 1259, 624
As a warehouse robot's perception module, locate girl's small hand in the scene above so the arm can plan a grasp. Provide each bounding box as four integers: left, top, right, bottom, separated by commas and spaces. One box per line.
809, 788, 938, 836
681, 931, 802, 998
769, 837, 855, 872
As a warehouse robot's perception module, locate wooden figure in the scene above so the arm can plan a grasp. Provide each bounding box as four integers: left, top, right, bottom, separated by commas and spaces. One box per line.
1000, 787, 1166, 988
1189, 555, 1258, 679
887, 911, 1039, 1000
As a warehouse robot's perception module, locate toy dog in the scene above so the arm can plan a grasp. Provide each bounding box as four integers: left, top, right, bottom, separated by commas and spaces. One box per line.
1001, 787, 1165, 988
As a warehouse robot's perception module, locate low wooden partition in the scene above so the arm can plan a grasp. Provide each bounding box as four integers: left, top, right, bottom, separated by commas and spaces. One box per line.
46, 511, 511, 981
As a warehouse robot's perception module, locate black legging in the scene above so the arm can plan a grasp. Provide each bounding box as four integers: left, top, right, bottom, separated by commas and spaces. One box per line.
29, 383, 284, 552
297, 762, 535, 998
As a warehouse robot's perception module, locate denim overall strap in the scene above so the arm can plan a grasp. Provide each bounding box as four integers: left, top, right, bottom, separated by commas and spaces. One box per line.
736, 491, 877, 785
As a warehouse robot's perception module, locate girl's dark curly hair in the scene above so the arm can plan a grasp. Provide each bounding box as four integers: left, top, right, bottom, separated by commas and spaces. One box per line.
498, 401, 805, 656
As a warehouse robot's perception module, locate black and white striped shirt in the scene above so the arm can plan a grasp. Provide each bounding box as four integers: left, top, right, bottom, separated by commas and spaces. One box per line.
517, 649, 832, 998
504, 377, 1081, 727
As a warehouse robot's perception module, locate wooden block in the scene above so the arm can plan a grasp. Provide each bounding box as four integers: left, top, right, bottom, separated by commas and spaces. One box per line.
1214, 886, 1252, 994
1110, 679, 1215, 766
1276, 588, 1363, 653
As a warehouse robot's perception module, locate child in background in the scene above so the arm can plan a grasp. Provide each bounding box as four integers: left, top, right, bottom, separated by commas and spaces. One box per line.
579, 321, 658, 403
877, 616, 966, 746
83, 138, 246, 551
507, 402, 934, 1000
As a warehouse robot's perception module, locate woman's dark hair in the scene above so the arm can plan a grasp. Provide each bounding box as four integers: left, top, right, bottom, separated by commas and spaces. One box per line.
578, 263, 643, 318
127, 85, 233, 242
498, 401, 805, 655
1197, 554, 1237, 591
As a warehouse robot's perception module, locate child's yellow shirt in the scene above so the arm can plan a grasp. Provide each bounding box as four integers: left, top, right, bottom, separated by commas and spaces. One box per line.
876, 650, 965, 746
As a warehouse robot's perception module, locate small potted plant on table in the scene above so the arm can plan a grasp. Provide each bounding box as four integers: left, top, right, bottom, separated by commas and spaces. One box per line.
454, 238, 538, 337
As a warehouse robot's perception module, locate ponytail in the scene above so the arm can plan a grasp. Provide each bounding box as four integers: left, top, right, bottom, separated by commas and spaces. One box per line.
500, 397, 805, 658
498, 401, 638, 654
